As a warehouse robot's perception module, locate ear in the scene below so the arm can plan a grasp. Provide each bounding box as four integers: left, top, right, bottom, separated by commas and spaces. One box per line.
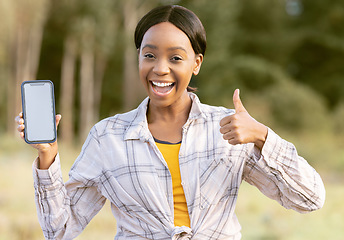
193, 54, 203, 75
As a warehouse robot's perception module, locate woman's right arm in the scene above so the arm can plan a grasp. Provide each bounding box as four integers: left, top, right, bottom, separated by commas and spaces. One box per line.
15, 113, 107, 239
15, 112, 61, 169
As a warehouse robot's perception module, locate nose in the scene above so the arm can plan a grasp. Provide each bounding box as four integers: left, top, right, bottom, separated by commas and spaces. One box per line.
153, 59, 170, 75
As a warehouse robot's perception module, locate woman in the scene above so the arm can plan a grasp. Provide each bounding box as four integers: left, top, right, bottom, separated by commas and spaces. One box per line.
16, 5, 325, 240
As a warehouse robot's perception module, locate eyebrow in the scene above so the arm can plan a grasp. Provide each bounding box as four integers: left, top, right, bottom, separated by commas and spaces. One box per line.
168, 46, 187, 53
141, 44, 187, 53
142, 44, 157, 50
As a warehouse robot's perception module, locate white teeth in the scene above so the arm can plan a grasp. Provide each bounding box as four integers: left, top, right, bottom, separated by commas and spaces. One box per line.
152, 81, 173, 87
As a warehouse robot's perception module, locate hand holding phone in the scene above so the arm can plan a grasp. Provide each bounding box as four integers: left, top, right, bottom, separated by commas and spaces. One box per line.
18, 80, 62, 169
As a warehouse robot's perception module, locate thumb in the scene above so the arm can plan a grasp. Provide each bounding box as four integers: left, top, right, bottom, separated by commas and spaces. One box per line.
233, 89, 247, 113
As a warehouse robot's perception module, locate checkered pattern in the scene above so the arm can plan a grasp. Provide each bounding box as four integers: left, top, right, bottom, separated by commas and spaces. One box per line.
33, 93, 325, 240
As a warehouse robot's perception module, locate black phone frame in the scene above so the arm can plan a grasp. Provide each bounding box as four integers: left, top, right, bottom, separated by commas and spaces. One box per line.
21, 80, 57, 144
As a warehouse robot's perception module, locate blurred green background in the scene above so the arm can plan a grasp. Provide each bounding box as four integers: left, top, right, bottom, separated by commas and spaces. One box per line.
0, 0, 343, 239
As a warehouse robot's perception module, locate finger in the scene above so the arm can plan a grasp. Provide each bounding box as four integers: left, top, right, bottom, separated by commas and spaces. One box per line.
233, 89, 247, 113
19, 132, 25, 140
227, 138, 240, 145
224, 132, 243, 145
220, 122, 236, 135
15, 113, 24, 123
17, 123, 25, 132
219, 115, 233, 127
15, 116, 24, 129
56, 114, 62, 128
219, 124, 229, 134
222, 131, 233, 140
15, 115, 21, 124
223, 131, 240, 144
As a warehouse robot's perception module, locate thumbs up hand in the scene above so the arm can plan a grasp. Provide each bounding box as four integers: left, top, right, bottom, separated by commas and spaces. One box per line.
219, 89, 268, 150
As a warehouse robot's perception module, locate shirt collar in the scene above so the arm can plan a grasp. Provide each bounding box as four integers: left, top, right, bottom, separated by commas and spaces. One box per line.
187, 92, 207, 120
123, 92, 206, 141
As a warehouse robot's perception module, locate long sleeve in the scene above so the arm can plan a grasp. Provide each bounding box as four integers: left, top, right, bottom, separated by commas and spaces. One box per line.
30, 94, 327, 239
243, 128, 326, 213
32, 128, 106, 240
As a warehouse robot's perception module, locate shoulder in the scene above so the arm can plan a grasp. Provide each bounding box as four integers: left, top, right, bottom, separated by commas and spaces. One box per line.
90, 97, 149, 138
193, 95, 235, 121
92, 108, 141, 137
189, 92, 234, 121
200, 102, 234, 118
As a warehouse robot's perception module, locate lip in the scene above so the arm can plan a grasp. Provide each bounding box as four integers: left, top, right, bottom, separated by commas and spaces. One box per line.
149, 80, 175, 97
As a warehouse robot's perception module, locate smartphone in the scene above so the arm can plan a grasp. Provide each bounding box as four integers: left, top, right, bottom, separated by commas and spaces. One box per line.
21, 80, 57, 144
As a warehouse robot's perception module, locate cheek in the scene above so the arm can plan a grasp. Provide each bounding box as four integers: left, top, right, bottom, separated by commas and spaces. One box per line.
179, 63, 195, 82
174, 70, 193, 90
138, 61, 148, 79
138, 65, 149, 90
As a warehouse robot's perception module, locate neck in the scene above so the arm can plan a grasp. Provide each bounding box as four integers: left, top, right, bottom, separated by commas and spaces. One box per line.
147, 92, 192, 124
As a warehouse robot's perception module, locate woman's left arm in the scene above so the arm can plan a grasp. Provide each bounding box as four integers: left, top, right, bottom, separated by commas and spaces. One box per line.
220, 89, 325, 212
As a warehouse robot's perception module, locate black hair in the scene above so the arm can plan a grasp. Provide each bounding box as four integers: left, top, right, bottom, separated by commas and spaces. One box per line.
135, 5, 206, 55
134, 5, 206, 92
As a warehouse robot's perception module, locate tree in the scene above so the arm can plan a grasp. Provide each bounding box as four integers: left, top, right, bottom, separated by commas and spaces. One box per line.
59, 33, 77, 144
122, 0, 160, 111
1, 0, 50, 135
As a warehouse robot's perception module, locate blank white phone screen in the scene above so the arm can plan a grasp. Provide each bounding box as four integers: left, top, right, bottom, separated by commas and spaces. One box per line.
23, 82, 55, 143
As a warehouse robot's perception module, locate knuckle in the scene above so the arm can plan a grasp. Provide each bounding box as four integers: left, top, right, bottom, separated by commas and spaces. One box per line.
237, 136, 245, 144
220, 125, 229, 134
220, 118, 227, 127
223, 132, 232, 140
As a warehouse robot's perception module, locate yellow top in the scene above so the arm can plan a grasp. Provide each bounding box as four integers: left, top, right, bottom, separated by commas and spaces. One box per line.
155, 141, 190, 227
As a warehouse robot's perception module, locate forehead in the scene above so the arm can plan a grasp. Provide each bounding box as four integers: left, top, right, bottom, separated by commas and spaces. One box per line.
141, 22, 193, 51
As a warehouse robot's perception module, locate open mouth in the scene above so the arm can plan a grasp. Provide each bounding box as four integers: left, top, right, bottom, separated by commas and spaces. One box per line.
150, 81, 175, 96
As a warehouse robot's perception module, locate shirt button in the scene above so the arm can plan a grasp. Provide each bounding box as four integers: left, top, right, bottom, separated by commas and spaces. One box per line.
200, 205, 205, 210
181, 181, 186, 186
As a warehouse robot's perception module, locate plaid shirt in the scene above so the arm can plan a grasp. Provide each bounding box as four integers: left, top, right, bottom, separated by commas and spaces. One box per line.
33, 93, 325, 240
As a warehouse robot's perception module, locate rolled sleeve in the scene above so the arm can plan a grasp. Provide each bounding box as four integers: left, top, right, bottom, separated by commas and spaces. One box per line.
32, 154, 63, 187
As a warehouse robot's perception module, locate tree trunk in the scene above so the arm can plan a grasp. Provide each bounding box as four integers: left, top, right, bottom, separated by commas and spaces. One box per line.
6, 0, 49, 136
79, 26, 95, 142
122, 0, 145, 111
94, 53, 107, 119
59, 34, 77, 144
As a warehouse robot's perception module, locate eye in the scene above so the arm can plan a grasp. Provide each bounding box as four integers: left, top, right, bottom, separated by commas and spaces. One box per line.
171, 56, 183, 61
143, 53, 155, 59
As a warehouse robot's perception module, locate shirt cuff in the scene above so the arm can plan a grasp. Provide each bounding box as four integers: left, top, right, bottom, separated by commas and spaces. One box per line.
259, 128, 284, 169
32, 153, 62, 186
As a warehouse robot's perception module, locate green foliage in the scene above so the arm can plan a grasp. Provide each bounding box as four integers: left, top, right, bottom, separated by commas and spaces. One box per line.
333, 101, 344, 138
1, 1, 344, 238
288, 35, 344, 108
182, 0, 241, 104
232, 55, 282, 90
227, 55, 331, 134
265, 80, 331, 134
1, 0, 344, 163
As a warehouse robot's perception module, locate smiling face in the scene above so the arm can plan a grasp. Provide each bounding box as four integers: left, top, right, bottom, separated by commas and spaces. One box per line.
138, 22, 203, 109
